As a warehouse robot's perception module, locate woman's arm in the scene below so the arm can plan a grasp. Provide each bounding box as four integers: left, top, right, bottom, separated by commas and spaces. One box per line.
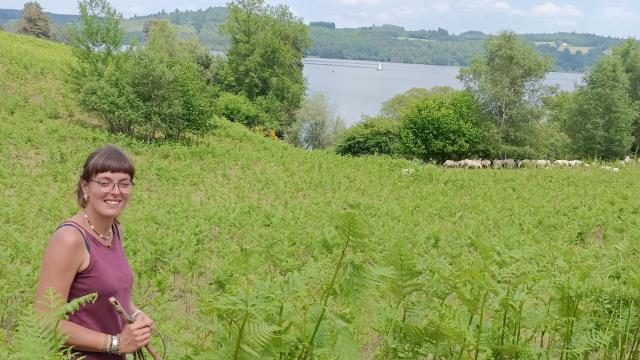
35, 226, 110, 352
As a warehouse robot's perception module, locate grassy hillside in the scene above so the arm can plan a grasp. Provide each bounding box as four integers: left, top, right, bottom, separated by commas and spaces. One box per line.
3, 32, 640, 358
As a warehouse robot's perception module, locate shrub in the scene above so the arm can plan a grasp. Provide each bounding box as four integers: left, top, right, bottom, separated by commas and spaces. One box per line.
335, 117, 401, 156
71, 9, 212, 141
214, 92, 264, 128
79, 49, 212, 140
400, 91, 481, 162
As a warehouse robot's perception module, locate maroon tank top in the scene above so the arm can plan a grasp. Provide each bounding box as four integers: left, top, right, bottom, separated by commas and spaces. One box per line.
58, 221, 134, 359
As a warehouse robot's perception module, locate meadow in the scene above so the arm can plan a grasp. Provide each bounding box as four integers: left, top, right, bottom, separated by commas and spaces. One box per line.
3, 32, 640, 358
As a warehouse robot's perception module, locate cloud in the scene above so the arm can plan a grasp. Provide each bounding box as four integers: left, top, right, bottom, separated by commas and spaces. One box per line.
530, 2, 582, 17
375, 12, 397, 23
429, 1, 452, 13
337, 0, 380, 5
602, 6, 638, 20
456, 0, 513, 12
392, 6, 413, 16
494, 2, 512, 11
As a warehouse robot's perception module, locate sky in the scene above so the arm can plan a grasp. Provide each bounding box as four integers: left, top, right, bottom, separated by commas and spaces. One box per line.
3, 0, 639, 38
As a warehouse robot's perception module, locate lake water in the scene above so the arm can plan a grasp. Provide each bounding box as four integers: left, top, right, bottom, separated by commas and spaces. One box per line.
303, 57, 584, 126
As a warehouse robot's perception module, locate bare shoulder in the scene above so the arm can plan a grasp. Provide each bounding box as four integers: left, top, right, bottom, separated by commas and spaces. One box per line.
47, 222, 86, 254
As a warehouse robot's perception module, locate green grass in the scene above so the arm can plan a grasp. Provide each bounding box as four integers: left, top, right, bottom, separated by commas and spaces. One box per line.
3, 32, 640, 358
534, 41, 594, 55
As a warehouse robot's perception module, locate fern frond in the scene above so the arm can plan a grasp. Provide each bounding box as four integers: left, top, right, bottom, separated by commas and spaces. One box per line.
241, 321, 280, 356
369, 238, 423, 306
10, 288, 97, 360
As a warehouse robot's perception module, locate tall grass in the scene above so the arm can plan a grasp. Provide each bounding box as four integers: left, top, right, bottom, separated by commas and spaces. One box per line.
3, 32, 640, 358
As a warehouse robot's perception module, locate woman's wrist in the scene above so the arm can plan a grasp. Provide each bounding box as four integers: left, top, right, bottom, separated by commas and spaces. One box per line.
105, 333, 120, 354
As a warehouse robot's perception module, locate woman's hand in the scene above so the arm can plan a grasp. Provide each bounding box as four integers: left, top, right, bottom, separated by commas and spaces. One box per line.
134, 311, 154, 329
118, 317, 153, 353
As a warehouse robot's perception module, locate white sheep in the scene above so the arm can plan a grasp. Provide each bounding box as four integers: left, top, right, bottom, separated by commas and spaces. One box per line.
401, 168, 415, 175
517, 159, 531, 168
503, 159, 516, 168
493, 159, 515, 168
481, 159, 491, 168
459, 159, 482, 169
443, 160, 458, 168
535, 159, 551, 167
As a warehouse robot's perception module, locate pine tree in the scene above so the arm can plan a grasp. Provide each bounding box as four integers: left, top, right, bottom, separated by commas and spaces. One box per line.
16, 2, 52, 39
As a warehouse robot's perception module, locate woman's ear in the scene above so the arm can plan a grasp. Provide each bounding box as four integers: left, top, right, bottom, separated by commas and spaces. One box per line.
80, 180, 89, 196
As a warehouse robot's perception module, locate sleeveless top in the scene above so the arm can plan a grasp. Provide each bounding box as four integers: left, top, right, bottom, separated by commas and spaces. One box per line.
57, 221, 134, 360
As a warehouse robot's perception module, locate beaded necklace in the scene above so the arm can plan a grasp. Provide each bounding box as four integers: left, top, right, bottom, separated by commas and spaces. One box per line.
83, 212, 113, 248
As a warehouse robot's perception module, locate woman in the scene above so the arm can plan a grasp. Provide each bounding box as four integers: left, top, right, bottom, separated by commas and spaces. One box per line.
35, 144, 153, 358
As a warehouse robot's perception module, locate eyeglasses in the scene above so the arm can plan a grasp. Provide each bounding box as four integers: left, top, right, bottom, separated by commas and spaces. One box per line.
90, 179, 135, 193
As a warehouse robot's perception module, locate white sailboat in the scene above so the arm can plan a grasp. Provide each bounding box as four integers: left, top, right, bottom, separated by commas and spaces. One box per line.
377, 61, 383, 71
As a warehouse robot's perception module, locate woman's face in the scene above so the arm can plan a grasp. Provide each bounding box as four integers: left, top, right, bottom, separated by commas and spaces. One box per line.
81, 172, 133, 217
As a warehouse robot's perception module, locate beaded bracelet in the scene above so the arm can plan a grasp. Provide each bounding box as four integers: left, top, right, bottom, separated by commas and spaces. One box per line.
104, 334, 111, 353
115, 334, 121, 354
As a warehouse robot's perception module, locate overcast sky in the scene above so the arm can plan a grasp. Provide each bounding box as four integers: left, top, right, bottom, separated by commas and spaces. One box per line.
3, 0, 639, 38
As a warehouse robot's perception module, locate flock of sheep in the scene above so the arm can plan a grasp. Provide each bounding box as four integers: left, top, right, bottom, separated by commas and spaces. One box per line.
439, 156, 637, 171
399, 156, 636, 175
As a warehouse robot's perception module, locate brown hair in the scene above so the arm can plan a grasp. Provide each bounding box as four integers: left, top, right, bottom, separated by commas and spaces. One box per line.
76, 145, 135, 208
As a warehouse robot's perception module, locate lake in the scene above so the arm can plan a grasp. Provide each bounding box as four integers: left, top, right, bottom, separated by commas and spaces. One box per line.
302, 57, 584, 126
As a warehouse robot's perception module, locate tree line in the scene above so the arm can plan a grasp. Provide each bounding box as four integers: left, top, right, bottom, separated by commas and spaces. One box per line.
2, 5, 626, 72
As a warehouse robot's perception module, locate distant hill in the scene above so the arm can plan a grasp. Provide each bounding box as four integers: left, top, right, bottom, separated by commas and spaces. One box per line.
0, 7, 626, 72
0, 8, 78, 24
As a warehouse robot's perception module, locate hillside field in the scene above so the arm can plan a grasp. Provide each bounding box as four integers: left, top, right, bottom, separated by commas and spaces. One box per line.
3, 32, 640, 358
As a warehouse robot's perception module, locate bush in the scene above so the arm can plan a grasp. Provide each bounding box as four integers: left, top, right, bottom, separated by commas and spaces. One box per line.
400, 91, 481, 162
80, 49, 212, 140
335, 117, 401, 156
214, 92, 264, 128
71, 10, 212, 141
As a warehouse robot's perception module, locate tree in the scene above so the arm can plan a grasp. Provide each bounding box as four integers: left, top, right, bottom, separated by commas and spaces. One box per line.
216, 0, 311, 133
611, 39, 640, 155
561, 56, 634, 160
16, 2, 51, 39
400, 91, 481, 162
287, 94, 345, 150
458, 31, 553, 155
145, 20, 179, 57
68, 0, 124, 84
